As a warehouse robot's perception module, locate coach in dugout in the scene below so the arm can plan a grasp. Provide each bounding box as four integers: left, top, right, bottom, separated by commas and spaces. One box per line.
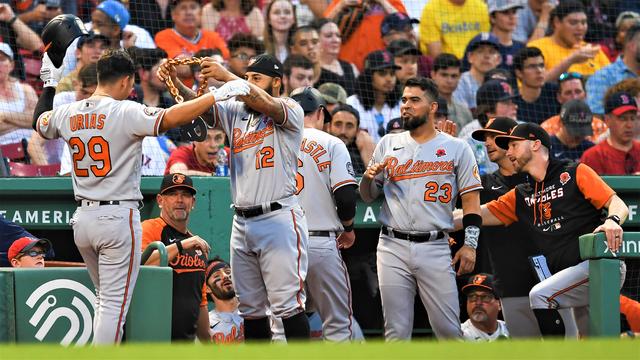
455, 123, 628, 337
141, 173, 212, 342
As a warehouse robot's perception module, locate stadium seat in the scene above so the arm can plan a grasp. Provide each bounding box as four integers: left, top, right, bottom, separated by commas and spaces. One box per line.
8, 162, 60, 177
0, 141, 28, 162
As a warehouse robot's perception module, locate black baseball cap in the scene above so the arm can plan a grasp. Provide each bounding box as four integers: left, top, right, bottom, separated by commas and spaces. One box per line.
436, 97, 448, 117
380, 13, 419, 36
77, 31, 109, 48
364, 50, 401, 71
160, 173, 196, 195
605, 91, 638, 116
560, 100, 593, 137
495, 122, 551, 150
290, 87, 332, 123
387, 39, 421, 57
386, 117, 404, 133
476, 79, 517, 107
462, 273, 497, 297
246, 54, 283, 78
471, 117, 518, 142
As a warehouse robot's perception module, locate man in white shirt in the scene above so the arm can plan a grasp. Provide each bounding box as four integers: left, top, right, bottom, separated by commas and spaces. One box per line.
461, 273, 510, 341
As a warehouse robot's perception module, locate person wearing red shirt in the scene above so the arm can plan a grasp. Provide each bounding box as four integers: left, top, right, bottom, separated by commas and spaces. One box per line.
165, 128, 228, 175
580, 91, 640, 175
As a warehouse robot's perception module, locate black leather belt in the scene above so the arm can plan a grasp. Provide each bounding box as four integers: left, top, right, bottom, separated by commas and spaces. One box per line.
77, 200, 120, 206
234, 202, 282, 218
308, 231, 332, 237
381, 226, 445, 243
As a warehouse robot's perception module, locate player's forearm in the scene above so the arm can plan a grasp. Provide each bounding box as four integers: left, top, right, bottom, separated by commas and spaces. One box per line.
32, 87, 56, 129
196, 306, 211, 343
144, 243, 180, 266
460, 191, 481, 216
358, 176, 380, 203
237, 83, 286, 124
606, 195, 629, 223
453, 204, 503, 231
160, 93, 216, 132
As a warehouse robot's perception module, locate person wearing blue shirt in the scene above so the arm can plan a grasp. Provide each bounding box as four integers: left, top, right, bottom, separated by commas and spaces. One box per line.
0, 214, 35, 267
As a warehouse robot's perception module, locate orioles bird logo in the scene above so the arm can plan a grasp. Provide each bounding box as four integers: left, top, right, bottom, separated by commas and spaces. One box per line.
473, 274, 487, 285
173, 173, 186, 184
436, 148, 446, 157
541, 202, 552, 220
559, 172, 571, 185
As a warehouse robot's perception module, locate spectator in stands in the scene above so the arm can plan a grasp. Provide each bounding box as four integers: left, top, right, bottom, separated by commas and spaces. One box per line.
313, 18, 358, 96
620, 295, 640, 333
387, 39, 419, 88
8, 237, 51, 268
132, 48, 174, 109
453, 33, 502, 112
0, 42, 37, 146
541, 72, 608, 143
0, 3, 44, 80
586, 23, 640, 115
513, 47, 560, 124
513, 0, 556, 43
142, 173, 211, 342
129, 0, 174, 36
324, 0, 406, 71
486, 0, 525, 72
379, 13, 432, 78
461, 274, 509, 341
581, 91, 640, 175
263, 0, 296, 63
385, 117, 404, 135
282, 54, 314, 96
527, 1, 610, 80
0, 214, 36, 267
56, 32, 109, 94
28, 63, 99, 165
347, 50, 401, 143
318, 82, 347, 113
12, 0, 64, 34
430, 53, 474, 129
226, 33, 264, 79
329, 104, 374, 175
202, 0, 264, 42
550, 99, 595, 161
206, 257, 244, 343
459, 79, 518, 175
289, 25, 320, 80
419, 0, 490, 59
165, 128, 228, 176
155, 0, 229, 87
600, 11, 640, 62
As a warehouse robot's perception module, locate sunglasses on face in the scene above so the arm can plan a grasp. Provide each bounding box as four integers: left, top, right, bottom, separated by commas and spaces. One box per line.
18, 250, 46, 258
559, 72, 583, 82
467, 293, 496, 303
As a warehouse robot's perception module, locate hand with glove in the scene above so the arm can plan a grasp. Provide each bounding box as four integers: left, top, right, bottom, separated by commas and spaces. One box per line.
40, 52, 65, 88
209, 79, 251, 102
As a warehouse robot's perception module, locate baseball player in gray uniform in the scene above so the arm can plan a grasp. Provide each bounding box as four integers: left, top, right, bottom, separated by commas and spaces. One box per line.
33, 49, 249, 344
161, 54, 310, 340
360, 77, 483, 340
206, 258, 245, 344
290, 87, 358, 341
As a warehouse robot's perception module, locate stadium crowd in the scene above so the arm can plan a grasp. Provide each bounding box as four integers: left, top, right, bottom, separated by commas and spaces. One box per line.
1, 0, 640, 343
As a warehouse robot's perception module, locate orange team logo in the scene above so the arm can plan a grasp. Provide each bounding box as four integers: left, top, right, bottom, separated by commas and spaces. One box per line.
472, 164, 480, 181
40, 112, 50, 126
559, 172, 571, 185
435, 148, 446, 157
173, 173, 186, 184
541, 202, 552, 220
473, 274, 487, 285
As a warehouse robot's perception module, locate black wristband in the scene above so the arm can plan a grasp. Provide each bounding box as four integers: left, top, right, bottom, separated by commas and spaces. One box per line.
606, 215, 621, 225
175, 240, 184, 254
463, 213, 482, 228
343, 223, 354, 232
7, 16, 17, 26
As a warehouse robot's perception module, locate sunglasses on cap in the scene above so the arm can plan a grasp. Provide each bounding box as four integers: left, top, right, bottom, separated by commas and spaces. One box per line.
18, 250, 46, 258
559, 72, 582, 82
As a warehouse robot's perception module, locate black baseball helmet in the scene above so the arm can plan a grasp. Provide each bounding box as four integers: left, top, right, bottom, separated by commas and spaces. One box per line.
290, 87, 332, 123
42, 14, 89, 68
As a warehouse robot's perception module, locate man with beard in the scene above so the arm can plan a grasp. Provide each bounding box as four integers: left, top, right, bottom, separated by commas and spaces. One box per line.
360, 77, 482, 340
461, 273, 509, 341
328, 104, 375, 176
454, 122, 628, 337
160, 54, 310, 341
206, 257, 244, 344
142, 173, 211, 341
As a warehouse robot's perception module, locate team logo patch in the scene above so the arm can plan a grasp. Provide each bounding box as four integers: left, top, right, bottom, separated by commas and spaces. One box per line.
559, 172, 571, 185
472, 164, 480, 181
472, 274, 487, 285
40, 112, 50, 126
346, 162, 355, 177
143, 107, 162, 117
173, 173, 186, 184
435, 148, 446, 157
541, 202, 552, 220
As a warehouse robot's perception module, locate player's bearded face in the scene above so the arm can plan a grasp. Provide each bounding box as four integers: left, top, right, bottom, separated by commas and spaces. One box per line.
160, 190, 194, 222
401, 87, 433, 130
403, 113, 428, 130
507, 140, 533, 172
210, 268, 236, 300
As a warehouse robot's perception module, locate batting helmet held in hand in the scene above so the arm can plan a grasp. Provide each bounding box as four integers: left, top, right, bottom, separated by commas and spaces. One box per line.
42, 14, 89, 68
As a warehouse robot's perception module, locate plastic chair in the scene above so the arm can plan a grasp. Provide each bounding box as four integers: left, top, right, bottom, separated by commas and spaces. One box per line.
8, 162, 60, 176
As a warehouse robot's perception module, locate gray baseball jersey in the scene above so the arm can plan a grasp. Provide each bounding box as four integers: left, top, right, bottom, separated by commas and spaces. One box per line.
36, 97, 164, 201
296, 128, 357, 231
370, 131, 482, 232
209, 310, 244, 344
212, 98, 304, 207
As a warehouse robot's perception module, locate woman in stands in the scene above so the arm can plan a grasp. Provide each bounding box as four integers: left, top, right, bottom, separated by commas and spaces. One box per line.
312, 18, 358, 96
263, 0, 296, 63
202, 0, 264, 42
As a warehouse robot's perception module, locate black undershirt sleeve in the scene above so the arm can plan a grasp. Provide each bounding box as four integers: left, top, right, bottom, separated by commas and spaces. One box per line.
32, 87, 56, 130
333, 184, 358, 221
